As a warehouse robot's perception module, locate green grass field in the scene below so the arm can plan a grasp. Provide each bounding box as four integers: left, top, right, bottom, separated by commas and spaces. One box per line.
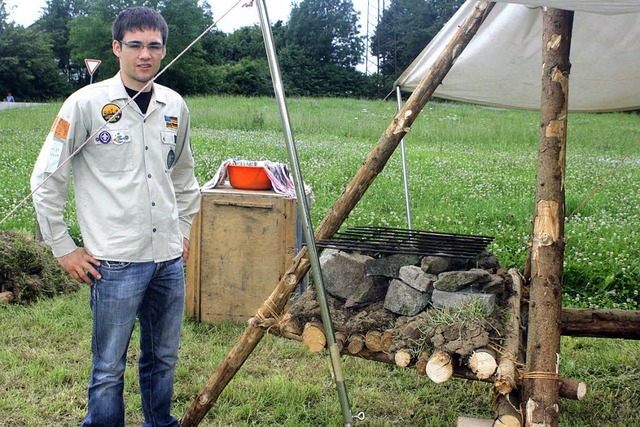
0, 97, 639, 426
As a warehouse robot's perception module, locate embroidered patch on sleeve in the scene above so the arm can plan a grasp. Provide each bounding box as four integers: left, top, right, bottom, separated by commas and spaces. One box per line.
45, 137, 64, 174
51, 116, 71, 140
164, 115, 178, 130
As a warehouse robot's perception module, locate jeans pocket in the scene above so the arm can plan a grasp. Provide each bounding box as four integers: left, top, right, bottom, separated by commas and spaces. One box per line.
99, 260, 131, 271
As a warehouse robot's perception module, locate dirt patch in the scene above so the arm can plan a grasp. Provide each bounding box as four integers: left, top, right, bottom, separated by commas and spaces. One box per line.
430, 318, 490, 356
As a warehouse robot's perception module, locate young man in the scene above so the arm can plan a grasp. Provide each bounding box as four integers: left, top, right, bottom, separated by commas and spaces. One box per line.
30, 7, 200, 426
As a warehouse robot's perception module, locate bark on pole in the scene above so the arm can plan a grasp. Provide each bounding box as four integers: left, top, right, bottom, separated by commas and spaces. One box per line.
179, 3, 495, 425
495, 269, 523, 396
523, 7, 574, 427
560, 308, 640, 340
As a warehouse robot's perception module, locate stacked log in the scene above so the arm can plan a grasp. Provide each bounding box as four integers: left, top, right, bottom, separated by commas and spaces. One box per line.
275, 318, 586, 403
426, 351, 454, 383
415, 351, 431, 375
394, 349, 413, 368
334, 331, 347, 352
301, 321, 326, 352
469, 348, 498, 380
347, 334, 365, 355
364, 330, 384, 353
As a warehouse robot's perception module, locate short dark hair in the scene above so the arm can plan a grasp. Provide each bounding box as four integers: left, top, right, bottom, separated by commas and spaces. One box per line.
112, 7, 168, 45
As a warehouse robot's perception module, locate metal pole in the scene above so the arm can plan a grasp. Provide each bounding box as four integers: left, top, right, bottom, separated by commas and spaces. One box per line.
395, 86, 412, 229
254, 1, 360, 425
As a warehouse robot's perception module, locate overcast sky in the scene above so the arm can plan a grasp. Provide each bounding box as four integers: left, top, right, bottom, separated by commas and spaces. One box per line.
4, 0, 372, 34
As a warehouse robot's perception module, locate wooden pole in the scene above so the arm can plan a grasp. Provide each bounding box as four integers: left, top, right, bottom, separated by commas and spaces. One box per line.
523, 7, 574, 427
560, 308, 640, 340
179, 3, 495, 425
495, 269, 523, 395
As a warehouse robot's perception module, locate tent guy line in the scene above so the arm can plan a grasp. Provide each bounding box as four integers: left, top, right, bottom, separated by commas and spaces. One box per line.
0, 0, 246, 227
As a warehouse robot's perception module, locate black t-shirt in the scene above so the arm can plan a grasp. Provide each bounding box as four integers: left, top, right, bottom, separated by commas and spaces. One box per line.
125, 86, 153, 114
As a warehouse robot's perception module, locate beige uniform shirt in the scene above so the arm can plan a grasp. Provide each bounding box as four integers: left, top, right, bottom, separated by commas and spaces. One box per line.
31, 73, 201, 262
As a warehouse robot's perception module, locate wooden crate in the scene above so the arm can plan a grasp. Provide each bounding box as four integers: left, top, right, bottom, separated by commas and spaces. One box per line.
186, 185, 300, 324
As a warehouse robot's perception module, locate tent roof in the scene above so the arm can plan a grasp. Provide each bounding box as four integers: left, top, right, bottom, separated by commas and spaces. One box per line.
395, 0, 640, 112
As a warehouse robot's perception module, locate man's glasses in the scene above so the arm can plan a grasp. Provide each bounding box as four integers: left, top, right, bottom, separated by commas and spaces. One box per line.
119, 40, 164, 53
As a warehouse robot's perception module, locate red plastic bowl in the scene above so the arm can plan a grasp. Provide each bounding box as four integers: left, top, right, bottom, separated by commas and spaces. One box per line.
227, 164, 272, 190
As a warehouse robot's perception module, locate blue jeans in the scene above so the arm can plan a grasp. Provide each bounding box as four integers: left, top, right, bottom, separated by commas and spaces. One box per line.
82, 257, 185, 427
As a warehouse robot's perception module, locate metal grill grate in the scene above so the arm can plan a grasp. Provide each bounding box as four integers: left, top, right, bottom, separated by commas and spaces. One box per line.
314, 226, 493, 259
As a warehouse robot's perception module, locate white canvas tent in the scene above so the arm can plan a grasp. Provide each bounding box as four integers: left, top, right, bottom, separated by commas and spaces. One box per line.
395, 0, 640, 112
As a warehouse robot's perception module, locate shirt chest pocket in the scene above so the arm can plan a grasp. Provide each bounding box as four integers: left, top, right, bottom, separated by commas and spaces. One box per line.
94, 130, 133, 172
161, 131, 177, 171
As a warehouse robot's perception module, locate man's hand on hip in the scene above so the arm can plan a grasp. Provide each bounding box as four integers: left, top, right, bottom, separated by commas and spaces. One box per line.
182, 237, 190, 263
58, 248, 102, 284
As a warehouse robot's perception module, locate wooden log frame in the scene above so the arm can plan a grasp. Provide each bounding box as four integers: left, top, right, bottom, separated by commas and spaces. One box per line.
180, 1, 635, 424
523, 8, 574, 427
560, 308, 640, 340
179, 3, 497, 425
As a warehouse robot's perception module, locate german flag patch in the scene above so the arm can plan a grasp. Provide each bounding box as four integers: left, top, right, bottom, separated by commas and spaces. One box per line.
164, 115, 178, 130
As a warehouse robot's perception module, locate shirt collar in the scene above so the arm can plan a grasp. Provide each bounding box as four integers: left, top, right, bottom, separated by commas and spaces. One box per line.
108, 72, 167, 105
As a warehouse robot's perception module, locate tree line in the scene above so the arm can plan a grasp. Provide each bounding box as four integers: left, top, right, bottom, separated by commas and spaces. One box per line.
0, 0, 463, 101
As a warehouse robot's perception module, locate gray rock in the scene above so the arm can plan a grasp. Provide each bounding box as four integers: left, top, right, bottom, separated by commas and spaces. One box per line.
434, 268, 492, 292
474, 250, 501, 271
431, 288, 495, 314
383, 279, 431, 316
320, 249, 375, 301
364, 254, 421, 278
398, 265, 436, 293
477, 274, 506, 294
345, 277, 389, 308
421, 256, 471, 275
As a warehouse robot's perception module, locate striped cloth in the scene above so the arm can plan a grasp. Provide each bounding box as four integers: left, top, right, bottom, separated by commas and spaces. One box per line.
201, 159, 297, 198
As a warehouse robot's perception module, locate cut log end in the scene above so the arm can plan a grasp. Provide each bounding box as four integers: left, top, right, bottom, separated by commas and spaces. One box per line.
469, 349, 498, 380
494, 376, 515, 396
426, 351, 454, 383
493, 414, 521, 427
394, 349, 412, 367
301, 322, 326, 352
457, 417, 493, 427
493, 391, 522, 427
347, 334, 365, 355
365, 330, 384, 352
559, 378, 587, 401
